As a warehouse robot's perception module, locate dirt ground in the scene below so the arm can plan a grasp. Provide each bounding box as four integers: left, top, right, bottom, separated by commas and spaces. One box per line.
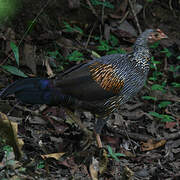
0, 0, 180, 179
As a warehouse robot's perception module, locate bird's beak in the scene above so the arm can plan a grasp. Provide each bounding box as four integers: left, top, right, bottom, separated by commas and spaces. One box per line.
161, 33, 168, 39
157, 29, 168, 39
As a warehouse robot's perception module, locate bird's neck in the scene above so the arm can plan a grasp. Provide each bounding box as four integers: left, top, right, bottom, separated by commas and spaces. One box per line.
134, 34, 149, 51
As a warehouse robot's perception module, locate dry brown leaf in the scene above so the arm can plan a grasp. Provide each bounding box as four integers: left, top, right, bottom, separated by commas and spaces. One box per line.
141, 139, 166, 151
89, 157, 99, 180
0, 112, 24, 160
41, 152, 65, 160
45, 58, 55, 77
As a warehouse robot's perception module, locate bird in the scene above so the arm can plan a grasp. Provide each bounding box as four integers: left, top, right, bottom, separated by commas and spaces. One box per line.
0, 29, 167, 147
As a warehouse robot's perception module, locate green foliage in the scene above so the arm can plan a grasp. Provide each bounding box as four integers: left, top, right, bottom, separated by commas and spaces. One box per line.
3, 145, 13, 154
171, 82, 180, 88
67, 50, 84, 62
158, 101, 172, 108
1, 65, 28, 77
64, 22, 83, 34
47, 50, 60, 59
107, 48, 126, 55
107, 145, 125, 161
37, 160, 45, 169
90, 0, 114, 9
149, 111, 174, 122
149, 71, 163, 81
97, 37, 126, 55
150, 41, 160, 49
97, 40, 111, 51
109, 35, 119, 47
169, 65, 180, 78
161, 48, 172, 58
91, 50, 101, 58
150, 56, 161, 69
142, 96, 157, 101
10, 42, 19, 66
151, 84, 165, 92
177, 56, 180, 60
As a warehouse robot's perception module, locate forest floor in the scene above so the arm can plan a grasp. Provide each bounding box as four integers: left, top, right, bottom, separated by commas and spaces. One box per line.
0, 0, 180, 179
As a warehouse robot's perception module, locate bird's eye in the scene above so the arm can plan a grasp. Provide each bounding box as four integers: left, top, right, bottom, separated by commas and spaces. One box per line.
154, 33, 159, 38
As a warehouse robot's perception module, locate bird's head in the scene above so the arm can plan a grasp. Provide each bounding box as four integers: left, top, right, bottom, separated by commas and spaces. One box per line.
148, 29, 168, 43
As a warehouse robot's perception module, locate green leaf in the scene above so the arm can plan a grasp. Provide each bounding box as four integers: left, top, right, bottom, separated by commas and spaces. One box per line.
142, 96, 157, 101
63, 22, 83, 34
10, 42, 19, 66
37, 160, 45, 169
1, 65, 28, 77
67, 50, 84, 62
74, 25, 83, 34
149, 111, 162, 118
149, 77, 157, 81
115, 153, 126, 157
110, 35, 118, 47
91, 50, 101, 58
107, 145, 113, 155
47, 50, 59, 58
158, 101, 172, 108
176, 56, 180, 60
150, 41, 159, 49
161, 115, 174, 122
161, 48, 172, 58
90, 0, 114, 9
97, 40, 111, 51
151, 84, 164, 91
171, 82, 180, 88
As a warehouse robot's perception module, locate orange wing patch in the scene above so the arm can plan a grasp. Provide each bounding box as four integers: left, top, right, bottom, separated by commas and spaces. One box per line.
89, 62, 124, 94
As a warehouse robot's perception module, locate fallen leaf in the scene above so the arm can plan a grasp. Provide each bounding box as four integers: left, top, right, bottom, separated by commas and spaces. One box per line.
141, 139, 166, 151
41, 152, 65, 160
0, 112, 24, 160
45, 58, 55, 77
89, 157, 99, 180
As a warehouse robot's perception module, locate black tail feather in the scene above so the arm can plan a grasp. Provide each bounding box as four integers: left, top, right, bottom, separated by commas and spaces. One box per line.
0, 78, 72, 105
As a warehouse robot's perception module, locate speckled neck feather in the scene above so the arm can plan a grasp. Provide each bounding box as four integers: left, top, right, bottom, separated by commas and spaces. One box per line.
134, 29, 154, 50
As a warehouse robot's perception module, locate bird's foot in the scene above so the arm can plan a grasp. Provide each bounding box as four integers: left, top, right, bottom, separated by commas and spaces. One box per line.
81, 129, 95, 150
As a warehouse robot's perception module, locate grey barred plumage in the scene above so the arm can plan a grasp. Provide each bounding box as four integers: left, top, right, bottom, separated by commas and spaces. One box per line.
0, 29, 167, 145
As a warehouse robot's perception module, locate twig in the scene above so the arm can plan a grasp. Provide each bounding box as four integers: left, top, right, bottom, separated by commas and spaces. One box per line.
85, 22, 96, 49
101, 0, 105, 25
128, 0, 142, 34
119, 10, 129, 24
86, 0, 98, 18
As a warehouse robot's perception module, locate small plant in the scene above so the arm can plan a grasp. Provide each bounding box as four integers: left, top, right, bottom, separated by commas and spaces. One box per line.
67, 50, 84, 62
37, 160, 45, 169
107, 145, 125, 161
149, 71, 163, 81
97, 40, 111, 51
150, 41, 160, 49
171, 82, 180, 88
1, 42, 27, 77
161, 48, 172, 58
150, 56, 161, 70
142, 96, 157, 101
158, 101, 172, 109
97, 36, 126, 55
64, 22, 83, 35
149, 111, 174, 122
90, 0, 114, 9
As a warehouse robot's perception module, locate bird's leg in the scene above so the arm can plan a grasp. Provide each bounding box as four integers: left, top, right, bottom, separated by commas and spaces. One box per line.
65, 108, 91, 135
94, 116, 109, 148
65, 108, 94, 149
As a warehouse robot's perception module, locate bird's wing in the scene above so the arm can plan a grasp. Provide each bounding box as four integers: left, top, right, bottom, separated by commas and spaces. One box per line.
55, 54, 125, 101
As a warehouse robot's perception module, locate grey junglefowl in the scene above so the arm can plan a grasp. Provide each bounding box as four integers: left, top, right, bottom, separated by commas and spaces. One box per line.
0, 29, 167, 147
